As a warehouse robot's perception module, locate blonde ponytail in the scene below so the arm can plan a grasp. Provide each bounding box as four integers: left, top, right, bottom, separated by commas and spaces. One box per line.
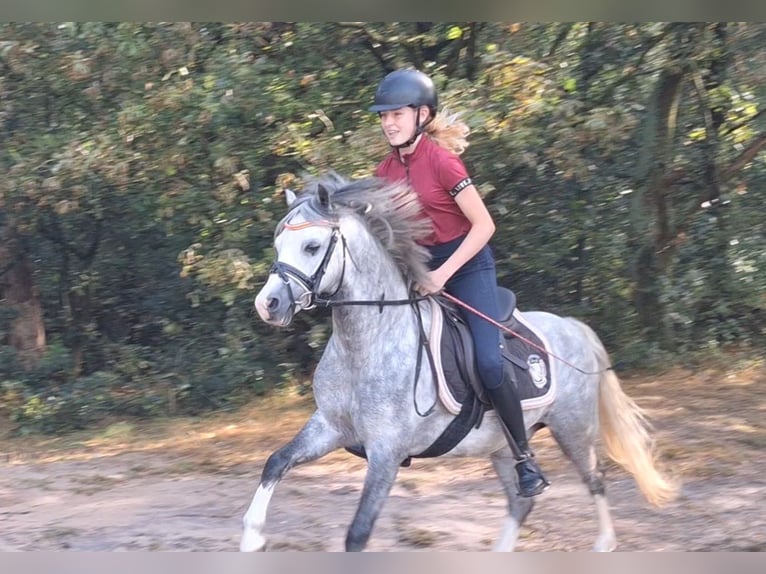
424, 108, 471, 155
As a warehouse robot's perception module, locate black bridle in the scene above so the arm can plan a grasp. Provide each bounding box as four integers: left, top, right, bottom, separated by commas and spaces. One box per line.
270, 220, 425, 311
269, 219, 436, 416
270, 224, 346, 311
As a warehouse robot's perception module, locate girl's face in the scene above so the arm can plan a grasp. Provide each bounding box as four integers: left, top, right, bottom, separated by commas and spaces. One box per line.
379, 106, 423, 147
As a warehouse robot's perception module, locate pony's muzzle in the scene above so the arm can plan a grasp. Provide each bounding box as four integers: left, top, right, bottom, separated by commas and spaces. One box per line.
255, 278, 295, 326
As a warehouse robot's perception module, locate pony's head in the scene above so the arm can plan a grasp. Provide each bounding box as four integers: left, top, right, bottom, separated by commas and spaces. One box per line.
254, 172, 432, 326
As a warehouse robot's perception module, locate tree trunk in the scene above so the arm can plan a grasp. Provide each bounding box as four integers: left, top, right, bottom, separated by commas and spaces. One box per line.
0, 234, 46, 369
630, 63, 686, 346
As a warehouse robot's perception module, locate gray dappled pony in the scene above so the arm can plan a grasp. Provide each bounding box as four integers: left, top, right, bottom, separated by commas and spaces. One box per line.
242, 173, 678, 552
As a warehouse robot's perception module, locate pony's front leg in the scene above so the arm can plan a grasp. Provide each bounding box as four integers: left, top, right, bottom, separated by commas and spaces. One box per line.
345, 446, 402, 551
240, 411, 342, 552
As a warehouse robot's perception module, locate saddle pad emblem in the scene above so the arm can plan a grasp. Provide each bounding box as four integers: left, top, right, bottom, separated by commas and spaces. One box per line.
527, 354, 547, 388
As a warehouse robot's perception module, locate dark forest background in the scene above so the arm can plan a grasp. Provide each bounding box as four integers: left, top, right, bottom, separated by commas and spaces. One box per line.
1, 23, 763, 433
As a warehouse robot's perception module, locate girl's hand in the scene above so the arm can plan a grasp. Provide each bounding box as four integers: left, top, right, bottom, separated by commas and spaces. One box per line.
416, 270, 447, 295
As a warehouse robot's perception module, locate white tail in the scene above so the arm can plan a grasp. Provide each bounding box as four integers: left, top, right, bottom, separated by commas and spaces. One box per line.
574, 319, 680, 507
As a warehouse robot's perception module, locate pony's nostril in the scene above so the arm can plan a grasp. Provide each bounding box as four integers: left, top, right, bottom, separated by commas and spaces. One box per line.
267, 297, 279, 311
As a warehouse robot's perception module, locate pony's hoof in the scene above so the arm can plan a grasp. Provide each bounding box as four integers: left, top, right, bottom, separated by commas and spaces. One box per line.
240, 530, 267, 552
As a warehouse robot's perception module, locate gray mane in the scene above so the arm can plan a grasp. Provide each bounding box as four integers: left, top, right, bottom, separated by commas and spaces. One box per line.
280, 172, 433, 286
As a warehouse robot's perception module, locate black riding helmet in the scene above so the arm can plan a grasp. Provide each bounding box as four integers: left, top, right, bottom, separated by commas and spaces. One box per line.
370, 69, 438, 148
369, 69, 438, 117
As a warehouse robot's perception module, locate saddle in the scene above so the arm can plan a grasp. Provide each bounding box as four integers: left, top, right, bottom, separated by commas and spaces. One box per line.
345, 287, 557, 466
432, 286, 556, 415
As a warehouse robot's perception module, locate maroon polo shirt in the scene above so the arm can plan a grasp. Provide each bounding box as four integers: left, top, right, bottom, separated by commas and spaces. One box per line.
375, 135, 473, 246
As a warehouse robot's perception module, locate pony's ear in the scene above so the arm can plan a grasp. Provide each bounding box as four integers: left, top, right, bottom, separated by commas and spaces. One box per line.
317, 183, 331, 209
285, 188, 298, 206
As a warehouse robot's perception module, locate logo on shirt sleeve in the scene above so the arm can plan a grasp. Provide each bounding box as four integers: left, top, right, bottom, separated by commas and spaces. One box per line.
449, 177, 473, 197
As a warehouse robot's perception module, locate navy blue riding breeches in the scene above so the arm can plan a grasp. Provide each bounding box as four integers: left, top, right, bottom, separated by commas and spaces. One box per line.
426, 236, 505, 390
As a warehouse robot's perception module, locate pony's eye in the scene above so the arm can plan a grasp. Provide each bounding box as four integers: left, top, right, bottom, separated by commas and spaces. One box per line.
304, 241, 320, 256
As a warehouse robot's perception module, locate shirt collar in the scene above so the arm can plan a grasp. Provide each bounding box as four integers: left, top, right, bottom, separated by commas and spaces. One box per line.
396, 134, 429, 164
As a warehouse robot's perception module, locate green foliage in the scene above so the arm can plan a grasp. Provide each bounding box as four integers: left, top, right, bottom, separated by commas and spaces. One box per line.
21, 341, 74, 390
1, 23, 764, 434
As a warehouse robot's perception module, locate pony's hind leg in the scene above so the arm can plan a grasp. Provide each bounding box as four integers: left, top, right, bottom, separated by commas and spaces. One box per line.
548, 426, 616, 552
490, 448, 535, 552
240, 411, 343, 552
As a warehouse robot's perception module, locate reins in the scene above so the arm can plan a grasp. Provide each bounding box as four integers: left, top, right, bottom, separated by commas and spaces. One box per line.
274, 219, 609, 379
313, 293, 428, 310
316, 290, 438, 417
315, 289, 611, 376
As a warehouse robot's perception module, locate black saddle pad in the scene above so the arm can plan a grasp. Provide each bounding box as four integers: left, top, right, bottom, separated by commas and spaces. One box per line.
438, 293, 552, 407
502, 314, 552, 401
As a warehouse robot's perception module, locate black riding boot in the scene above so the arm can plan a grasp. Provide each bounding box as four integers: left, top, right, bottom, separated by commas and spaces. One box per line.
486, 380, 550, 497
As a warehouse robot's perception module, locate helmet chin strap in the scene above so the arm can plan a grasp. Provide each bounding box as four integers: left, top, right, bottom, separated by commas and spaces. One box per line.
391, 116, 422, 150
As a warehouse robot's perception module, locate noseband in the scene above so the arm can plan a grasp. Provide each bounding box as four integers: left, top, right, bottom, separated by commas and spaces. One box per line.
269, 221, 346, 311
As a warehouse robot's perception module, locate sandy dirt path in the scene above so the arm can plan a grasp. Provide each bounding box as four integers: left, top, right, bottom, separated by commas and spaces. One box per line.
1, 361, 764, 552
